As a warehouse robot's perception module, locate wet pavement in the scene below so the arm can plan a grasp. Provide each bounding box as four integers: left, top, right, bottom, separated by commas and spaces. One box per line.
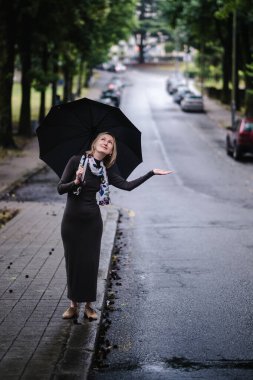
3, 167, 62, 203
88, 68, 253, 379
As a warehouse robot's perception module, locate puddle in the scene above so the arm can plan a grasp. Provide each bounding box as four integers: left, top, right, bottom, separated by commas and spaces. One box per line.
164, 356, 253, 371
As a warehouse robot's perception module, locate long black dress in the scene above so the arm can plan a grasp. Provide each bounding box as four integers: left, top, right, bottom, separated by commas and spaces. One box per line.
58, 154, 154, 302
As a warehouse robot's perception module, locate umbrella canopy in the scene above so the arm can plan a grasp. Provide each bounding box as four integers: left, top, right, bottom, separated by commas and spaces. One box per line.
36, 97, 142, 179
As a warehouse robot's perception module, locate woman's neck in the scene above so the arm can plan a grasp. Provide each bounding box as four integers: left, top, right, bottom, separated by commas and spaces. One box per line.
93, 151, 106, 161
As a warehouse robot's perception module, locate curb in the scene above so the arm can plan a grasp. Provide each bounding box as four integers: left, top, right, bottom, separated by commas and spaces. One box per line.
0, 162, 46, 200
53, 206, 120, 379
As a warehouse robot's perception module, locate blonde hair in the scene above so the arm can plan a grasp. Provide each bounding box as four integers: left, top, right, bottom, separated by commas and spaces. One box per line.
86, 132, 117, 168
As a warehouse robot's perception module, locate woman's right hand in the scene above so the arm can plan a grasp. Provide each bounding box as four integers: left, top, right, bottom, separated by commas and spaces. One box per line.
74, 166, 84, 184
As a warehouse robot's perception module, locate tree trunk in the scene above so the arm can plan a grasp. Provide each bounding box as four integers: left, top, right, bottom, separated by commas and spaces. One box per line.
0, 4, 16, 147
138, 31, 145, 64
18, 18, 32, 136
239, 17, 253, 116
138, 0, 146, 64
221, 44, 231, 104
235, 41, 240, 110
63, 66, 71, 102
51, 79, 58, 106
69, 76, 74, 100
245, 91, 253, 117
216, 18, 232, 105
51, 53, 59, 106
85, 67, 93, 87
39, 45, 49, 123
76, 60, 84, 97
39, 90, 46, 124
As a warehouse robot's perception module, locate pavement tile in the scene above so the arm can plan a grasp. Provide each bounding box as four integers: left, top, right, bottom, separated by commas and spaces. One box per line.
0, 198, 118, 379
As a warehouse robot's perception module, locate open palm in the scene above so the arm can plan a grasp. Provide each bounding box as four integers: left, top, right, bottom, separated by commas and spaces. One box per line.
153, 169, 174, 175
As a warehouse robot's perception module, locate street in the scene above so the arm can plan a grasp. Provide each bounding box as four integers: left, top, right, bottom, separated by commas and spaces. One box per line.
8, 68, 253, 379
89, 68, 253, 379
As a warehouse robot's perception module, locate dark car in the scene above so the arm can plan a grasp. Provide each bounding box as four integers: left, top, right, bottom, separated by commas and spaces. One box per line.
100, 89, 121, 107
226, 118, 253, 160
166, 77, 186, 95
173, 88, 193, 104
106, 77, 125, 92
169, 82, 186, 95
108, 62, 126, 73
98, 97, 116, 107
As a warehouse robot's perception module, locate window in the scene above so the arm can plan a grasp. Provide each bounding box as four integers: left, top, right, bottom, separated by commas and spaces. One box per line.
244, 122, 253, 132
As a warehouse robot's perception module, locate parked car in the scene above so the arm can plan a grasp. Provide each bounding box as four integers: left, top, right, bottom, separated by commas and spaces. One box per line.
226, 118, 253, 160
96, 62, 111, 71
108, 62, 126, 73
100, 89, 121, 107
166, 78, 177, 93
106, 77, 125, 92
181, 94, 204, 112
173, 88, 193, 104
98, 97, 116, 107
167, 78, 187, 95
111, 76, 125, 88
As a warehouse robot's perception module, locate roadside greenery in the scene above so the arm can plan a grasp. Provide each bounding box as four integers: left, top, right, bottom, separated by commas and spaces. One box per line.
135, 0, 171, 64
158, 0, 253, 116
0, 208, 19, 229
0, 0, 137, 147
1, 0, 253, 148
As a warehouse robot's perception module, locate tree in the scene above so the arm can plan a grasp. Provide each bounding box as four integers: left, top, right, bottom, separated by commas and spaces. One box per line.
159, 0, 253, 114
216, 0, 253, 116
0, 1, 18, 147
17, 1, 39, 136
0, 0, 137, 146
135, 0, 170, 63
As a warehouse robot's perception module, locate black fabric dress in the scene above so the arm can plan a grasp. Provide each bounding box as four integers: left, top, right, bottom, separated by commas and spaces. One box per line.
58, 154, 154, 302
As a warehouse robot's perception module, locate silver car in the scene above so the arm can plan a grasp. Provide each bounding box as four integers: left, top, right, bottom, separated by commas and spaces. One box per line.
181, 94, 204, 112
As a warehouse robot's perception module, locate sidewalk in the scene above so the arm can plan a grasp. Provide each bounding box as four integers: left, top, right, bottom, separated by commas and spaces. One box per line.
0, 201, 118, 379
0, 78, 119, 379
204, 96, 232, 128
188, 79, 232, 128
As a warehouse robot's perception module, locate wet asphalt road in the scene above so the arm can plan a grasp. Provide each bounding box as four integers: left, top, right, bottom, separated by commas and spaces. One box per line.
90, 69, 253, 379
12, 68, 253, 379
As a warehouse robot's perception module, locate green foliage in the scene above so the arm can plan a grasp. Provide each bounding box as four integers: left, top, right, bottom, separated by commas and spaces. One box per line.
164, 41, 175, 53
134, 0, 172, 62
246, 60, 253, 96
158, 0, 253, 114
0, 0, 138, 145
246, 61, 253, 79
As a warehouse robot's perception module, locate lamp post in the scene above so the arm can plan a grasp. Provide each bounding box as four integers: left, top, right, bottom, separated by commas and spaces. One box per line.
231, 8, 237, 128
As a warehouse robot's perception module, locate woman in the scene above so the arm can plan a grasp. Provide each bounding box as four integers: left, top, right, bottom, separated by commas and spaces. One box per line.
58, 132, 173, 320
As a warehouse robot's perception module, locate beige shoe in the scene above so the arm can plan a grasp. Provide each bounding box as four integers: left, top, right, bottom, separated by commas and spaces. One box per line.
84, 305, 98, 321
62, 306, 78, 319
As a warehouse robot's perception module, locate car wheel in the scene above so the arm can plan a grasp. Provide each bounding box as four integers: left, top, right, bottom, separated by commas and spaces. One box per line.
233, 143, 242, 160
226, 138, 232, 156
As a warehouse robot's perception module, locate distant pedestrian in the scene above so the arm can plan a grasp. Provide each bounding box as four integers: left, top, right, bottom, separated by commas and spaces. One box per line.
58, 132, 173, 320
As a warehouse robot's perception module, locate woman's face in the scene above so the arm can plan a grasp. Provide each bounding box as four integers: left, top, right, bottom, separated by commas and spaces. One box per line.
94, 134, 114, 156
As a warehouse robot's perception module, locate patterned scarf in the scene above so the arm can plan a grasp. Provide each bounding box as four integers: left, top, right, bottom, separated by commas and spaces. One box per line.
73, 154, 110, 205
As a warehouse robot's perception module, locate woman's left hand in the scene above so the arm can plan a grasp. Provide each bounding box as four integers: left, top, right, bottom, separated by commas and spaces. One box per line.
153, 169, 175, 175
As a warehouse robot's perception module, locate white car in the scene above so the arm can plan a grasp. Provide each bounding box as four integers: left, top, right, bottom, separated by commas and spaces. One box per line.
181, 94, 204, 112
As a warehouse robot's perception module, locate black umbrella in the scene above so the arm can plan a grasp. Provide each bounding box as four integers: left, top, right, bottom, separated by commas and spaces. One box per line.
36, 97, 142, 179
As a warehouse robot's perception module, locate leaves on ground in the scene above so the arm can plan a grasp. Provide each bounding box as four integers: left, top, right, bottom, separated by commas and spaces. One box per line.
0, 208, 19, 229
